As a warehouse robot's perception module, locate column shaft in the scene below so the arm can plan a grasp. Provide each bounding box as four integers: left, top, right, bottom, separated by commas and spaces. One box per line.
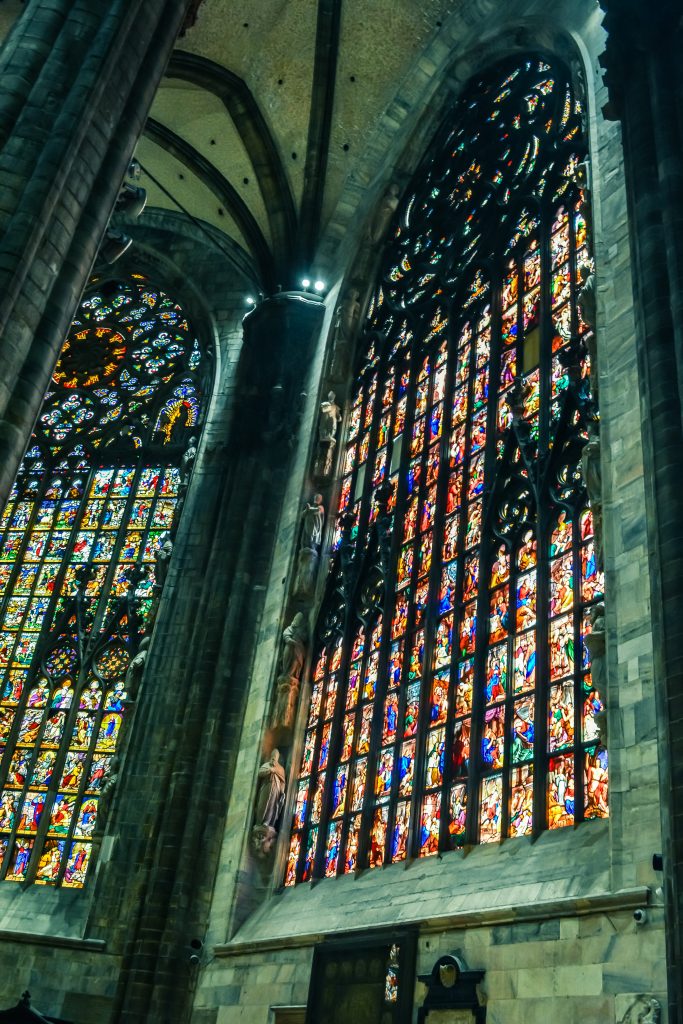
0, 0, 191, 504
601, 4, 683, 1018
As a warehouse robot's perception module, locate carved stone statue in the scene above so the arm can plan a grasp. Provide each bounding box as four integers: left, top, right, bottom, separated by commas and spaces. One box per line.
506, 375, 530, 422
251, 748, 286, 858
124, 636, 150, 701
95, 756, 120, 834
581, 431, 604, 570
330, 288, 361, 379
293, 545, 319, 600
154, 536, 173, 588
578, 263, 596, 330
338, 288, 360, 343
294, 495, 325, 599
575, 158, 592, 234
319, 391, 341, 443
368, 182, 400, 244
301, 494, 325, 549
181, 435, 197, 486
585, 602, 606, 740
272, 613, 308, 731
280, 612, 307, 679
315, 391, 342, 479
315, 391, 342, 478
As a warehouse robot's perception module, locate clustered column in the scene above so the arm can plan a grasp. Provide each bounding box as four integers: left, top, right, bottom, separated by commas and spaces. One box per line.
600, 3, 683, 1020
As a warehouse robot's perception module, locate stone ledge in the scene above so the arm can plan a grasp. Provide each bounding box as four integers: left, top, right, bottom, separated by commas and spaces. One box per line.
214, 886, 649, 958
0, 929, 106, 952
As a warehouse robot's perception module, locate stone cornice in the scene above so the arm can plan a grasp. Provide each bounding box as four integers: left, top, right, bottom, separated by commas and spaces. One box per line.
213, 886, 651, 958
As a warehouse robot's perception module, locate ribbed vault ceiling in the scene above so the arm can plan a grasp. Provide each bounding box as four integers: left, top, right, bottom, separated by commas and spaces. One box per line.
0, 0, 604, 292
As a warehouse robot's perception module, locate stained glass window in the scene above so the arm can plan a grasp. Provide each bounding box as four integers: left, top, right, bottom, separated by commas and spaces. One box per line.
0, 273, 207, 887
286, 54, 605, 885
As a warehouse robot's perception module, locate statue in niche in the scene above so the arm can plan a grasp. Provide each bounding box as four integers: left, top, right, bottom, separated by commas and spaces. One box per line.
124, 636, 150, 701
584, 602, 607, 742
251, 748, 286, 858
581, 429, 604, 570
315, 391, 342, 478
272, 612, 308, 731
294, 495, 325, 599
368, 182, 400, 244
330, 288, 361, 379
154, 535, 173, 588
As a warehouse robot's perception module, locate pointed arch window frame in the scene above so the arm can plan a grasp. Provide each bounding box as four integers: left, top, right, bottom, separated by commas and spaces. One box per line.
0, 271, 213, 888
284, 51, 606, 886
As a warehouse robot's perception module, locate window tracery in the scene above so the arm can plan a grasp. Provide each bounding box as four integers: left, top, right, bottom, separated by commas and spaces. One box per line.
286, 54, 605, 885
0, 273, 208, 887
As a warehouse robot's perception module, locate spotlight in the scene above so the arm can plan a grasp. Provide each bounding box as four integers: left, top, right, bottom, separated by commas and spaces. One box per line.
301, 278, 311, 289
314, 280, 325, 292
99, 230, 132, 264
246, 296, 256, 306
115, 182, 147, 219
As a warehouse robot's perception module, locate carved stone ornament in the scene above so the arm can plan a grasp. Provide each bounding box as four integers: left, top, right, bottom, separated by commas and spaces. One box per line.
617, 995, 661, 1024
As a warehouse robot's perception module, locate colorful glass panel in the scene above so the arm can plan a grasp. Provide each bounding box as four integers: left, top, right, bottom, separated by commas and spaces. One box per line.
286, 55, 604, 884
0, 275, 207, 887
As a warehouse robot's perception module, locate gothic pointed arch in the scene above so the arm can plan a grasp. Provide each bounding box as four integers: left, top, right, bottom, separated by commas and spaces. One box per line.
0, 272, 211, 887
286, 52, 605, 884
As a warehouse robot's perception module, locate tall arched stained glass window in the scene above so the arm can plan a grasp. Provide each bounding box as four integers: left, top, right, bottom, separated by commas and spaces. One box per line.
0, 273, 208, 888
286, 54, 606, 885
